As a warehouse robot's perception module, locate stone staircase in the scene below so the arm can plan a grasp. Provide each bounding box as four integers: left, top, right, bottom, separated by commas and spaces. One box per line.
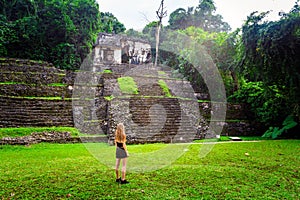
0, 59, 262, 144
0, 58, 74, 128
108, 97, 198, 144
103, 64, 201, 144
0, 96, 73, 127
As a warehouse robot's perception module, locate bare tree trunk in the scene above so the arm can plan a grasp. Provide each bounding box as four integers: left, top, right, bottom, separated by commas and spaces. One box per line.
155, 23, 161, 67
230, 70, 239, 92
154, 0, 167, 67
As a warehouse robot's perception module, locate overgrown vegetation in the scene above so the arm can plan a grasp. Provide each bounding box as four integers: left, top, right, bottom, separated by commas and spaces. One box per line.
0, 127, 80, 138
0, 141, 299, 199
0, 82, 67, 87
103, 69, 112, 73
262, 115, 298, 139
104, 95, 114, 101
117, 77, 139, 95
0, 0, 125, 70
236, 4, 300, 128
228, 80, 287, 126
137, 0, 300, 136
158, 79, 172, 97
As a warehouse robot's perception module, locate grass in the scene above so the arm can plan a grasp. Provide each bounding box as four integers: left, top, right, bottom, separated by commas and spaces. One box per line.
218, 136, 272, 141
239, 136, 272, 141
0, 95, 73, 100
47, 83, 67, 87
117, 77, 139, 95
0, 82, 67, 87
158, 71, 166, 75
104, 95, 115, 101
103, 69, 112, 73
193, 136, 269, 143
0, 140, 299, 199
0, 127, 80, 138
158, 80, 172, 97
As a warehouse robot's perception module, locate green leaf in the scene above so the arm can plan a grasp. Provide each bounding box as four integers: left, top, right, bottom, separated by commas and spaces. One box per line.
282, 115, 298, 129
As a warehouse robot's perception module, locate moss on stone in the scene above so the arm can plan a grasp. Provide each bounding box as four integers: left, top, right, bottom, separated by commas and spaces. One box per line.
117, 77, 139, 95
158, 80, 172, 97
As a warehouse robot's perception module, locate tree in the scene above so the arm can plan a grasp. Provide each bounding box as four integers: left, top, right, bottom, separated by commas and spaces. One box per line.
142, 21, 159, 37
159, 27, 236, 94
154, 0, 167, 66
194, 0, 230, 32
168, 8, 189, 30
0, 0, 119, 70
235, 1, 300, 125
167, 0, 231, 32
100, 12, 126, 34
126, 28, 140, 37
0, 0, 37, 21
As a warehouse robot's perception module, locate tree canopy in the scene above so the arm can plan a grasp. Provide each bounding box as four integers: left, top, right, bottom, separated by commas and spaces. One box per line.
150, 1, 300, 130
0, 0, 126, 70
100, 12, 126, 34
168, 0, 231, 32
232, 3, 300, 125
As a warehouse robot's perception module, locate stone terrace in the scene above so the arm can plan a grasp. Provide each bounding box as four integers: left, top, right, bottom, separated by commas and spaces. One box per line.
0, 58, 74, 128
0, 58, 262, 144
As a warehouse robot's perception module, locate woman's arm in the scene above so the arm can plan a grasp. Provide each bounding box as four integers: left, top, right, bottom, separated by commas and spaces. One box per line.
123, 143, 127, 151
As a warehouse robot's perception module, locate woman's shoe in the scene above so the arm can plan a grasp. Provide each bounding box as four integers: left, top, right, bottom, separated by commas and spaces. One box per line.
121, 179, 129, 184
116, 178, 121, 183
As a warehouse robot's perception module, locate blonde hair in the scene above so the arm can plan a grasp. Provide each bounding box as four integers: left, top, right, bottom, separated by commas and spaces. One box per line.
115, 123, 126, 144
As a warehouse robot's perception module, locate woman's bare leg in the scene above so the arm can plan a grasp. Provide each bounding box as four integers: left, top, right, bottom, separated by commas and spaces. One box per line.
121, 158, 127, 180
115, 158, 121, 179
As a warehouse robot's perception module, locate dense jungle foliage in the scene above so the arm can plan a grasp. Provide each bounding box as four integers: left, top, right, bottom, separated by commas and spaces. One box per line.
129, 0, 300, 136
0, 0, 299, 136
0, 0, 125, 70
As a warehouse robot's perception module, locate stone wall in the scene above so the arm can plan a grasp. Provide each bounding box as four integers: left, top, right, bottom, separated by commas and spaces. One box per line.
0, 131, 76, 145
103, 65, 263, 141
0, 58, 74, 128
0, 96, 73, 127
107, 97, 199, 144
0, 58, 262, 143
198, 102, 262, 136
0, 84, 72, 98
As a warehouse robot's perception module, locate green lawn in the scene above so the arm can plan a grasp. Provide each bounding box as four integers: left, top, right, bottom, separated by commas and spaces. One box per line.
0, 127, 80, 138
0, 140, 299, 199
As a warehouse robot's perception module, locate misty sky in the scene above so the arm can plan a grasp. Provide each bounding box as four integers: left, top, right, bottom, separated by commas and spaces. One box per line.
97, 0, 296, 31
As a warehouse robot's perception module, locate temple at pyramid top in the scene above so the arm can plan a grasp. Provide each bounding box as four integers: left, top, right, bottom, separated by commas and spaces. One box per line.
93, 33, 152, 65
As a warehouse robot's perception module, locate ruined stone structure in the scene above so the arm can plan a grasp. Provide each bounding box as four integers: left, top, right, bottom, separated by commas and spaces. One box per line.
0, 131, 77, 145
0, 58, 74, 128
0, 49, 261, 144
71, 61, 261, 144
93, 33, 151, 65
100, 65, 202, 144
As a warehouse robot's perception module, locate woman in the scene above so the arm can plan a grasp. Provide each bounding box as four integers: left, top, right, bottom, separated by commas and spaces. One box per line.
114, 123, 129, 184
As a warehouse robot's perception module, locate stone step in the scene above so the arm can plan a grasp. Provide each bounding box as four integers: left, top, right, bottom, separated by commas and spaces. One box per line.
0, 116, 73, 122
0, 123, 74, 128
0, 116, 73, 121
0, 109, 72, 114
229, 136, 242, 141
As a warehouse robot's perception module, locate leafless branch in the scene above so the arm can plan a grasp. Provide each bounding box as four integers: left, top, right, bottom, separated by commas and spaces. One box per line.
139, 11, 151, 24
156, 0, 167, 22
154, 0, 167, 66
